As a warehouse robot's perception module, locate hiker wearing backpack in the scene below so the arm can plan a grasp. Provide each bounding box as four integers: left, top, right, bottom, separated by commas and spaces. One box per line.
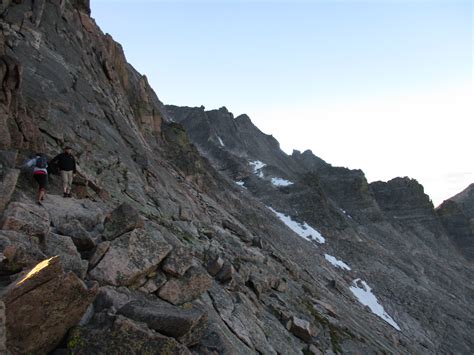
51, 146, 77, 198
25, 153, 49, 205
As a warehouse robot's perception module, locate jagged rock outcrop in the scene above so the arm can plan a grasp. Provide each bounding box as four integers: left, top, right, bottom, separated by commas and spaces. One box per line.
371, 177, 438, 228
166, 106, 296, 174
450, 183, 474, 216
293, 150, 383, 223
436, 184, 474, 261
2, 256, 98, 354
71, 0, 91, 15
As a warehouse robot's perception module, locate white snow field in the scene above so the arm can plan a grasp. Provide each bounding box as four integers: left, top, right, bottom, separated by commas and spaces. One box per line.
249, 160, 266, 178
268, 207, 325, 244
349, 279, 401, 331
324, 254, 351, 271
271, 177, 294, 187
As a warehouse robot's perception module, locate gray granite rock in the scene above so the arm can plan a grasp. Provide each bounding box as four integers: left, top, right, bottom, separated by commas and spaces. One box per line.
89, 228, 172, 286
158, 266, 213, 305
437, 184, 474, 261
56, 219, 96, 252
161, 247, 194, 277
103, 202, 144, 241
42, 232, 88, 278
3, 257, 98, 354
1, 202, 50, 236
286, 316, 317, 342
0, 230, 45, 273
118, 298, 207, 346
67, 314, 190, 354
0, 167, 19, 215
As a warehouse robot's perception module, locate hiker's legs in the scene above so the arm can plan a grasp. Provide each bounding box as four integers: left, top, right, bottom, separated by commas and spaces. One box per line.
67, 171, 73, 193
33, 174, 48, 203
61, 170, 67, 193
37, 188, 46, 202
61, 170, 73, 194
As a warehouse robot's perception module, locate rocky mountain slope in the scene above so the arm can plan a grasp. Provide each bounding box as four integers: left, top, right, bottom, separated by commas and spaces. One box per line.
436, 184, 474, 261
167, 105, 474, 354
0, 1, 472, 354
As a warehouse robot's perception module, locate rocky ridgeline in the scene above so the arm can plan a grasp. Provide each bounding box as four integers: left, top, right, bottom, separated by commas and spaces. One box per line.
168, 105, 474, 353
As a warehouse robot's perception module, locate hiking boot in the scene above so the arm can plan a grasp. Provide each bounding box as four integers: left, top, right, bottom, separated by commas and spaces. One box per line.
37, 201, 42, 206
67, 193, 72, 198
63, 192, 68, 198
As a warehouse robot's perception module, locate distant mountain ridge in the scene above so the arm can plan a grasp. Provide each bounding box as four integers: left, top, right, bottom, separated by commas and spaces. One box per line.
167, 104, 474, 353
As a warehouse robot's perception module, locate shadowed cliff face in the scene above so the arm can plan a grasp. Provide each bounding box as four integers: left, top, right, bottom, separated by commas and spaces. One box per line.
371, 177, 440, 232
450, 183, 474, 216
168, 105, 474, 354
437, 184, 474, 261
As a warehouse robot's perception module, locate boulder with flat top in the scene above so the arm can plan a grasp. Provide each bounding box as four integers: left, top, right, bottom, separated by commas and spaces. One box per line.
89, 228, 172, 286
2, 256, 98, 354
119, 298, 208, 346
1, 202, 50, 236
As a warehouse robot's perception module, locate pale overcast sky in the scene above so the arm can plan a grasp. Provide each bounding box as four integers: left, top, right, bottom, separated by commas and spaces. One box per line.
92, 0, 473, 206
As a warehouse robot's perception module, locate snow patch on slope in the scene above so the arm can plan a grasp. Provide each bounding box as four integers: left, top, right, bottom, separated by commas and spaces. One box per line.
217, 136, 225, 147
249, 160, 266, 178
339, 208, 353, 219
325, 254, 351, 271
268, 207, 325, 244
271, 177, 294, 187
349, 279, 401, 331
235, 180, 246, 188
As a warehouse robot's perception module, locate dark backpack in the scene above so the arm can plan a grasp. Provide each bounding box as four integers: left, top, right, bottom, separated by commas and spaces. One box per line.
35, 156, 48, 169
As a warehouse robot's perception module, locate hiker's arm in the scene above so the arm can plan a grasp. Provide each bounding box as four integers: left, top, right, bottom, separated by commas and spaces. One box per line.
24, 158, 35, 168
50, 154, 60, 164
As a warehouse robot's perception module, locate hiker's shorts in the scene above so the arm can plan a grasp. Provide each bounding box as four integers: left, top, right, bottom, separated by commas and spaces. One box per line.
61, 170, 74, 192
33, 173, 48, 191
